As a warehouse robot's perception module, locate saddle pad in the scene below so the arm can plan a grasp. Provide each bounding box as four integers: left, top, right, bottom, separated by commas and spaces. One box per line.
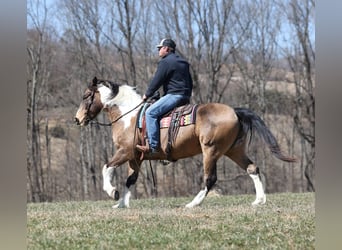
137, 103, 197, 129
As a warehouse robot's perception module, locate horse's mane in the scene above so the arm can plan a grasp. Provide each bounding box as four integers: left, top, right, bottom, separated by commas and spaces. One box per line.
99, 82, 142, 109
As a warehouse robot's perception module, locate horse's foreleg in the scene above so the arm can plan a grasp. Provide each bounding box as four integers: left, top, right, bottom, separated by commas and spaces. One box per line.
186, 151, 217, 208
112, 186, 131, 209
102, 164, 119, 200
112, 170, 138, 209
113, 160, 141, 209
102, 150, 129, 201
247, 164, 266, 206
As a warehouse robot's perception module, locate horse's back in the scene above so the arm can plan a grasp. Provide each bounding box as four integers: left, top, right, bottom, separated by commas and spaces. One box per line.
196, 103, 238, 127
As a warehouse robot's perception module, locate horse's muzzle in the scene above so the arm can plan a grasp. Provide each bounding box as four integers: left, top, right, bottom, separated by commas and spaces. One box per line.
74, 117, 90, 126
74, 117, 81, 125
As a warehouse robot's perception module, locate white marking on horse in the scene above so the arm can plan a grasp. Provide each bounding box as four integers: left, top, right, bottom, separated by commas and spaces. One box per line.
102, 165, 116, 198
249, 174, 266, 206
98, 85, 113, 106
112, 186, 132, 208
185, 187, 208, 208
98, 85, 142, 129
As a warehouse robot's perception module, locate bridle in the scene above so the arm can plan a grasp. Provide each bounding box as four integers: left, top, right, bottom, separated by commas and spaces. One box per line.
84, 87, 96, 125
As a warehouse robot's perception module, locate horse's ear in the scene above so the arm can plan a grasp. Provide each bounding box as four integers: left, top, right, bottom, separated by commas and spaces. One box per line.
92, 77, 98, 86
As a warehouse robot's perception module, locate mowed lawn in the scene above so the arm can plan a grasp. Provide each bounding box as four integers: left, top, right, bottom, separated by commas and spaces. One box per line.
27, 193, 314, 249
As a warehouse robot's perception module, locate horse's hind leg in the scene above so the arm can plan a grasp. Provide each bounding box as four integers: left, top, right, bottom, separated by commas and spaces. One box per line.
248, 165, 266, 206
185, 147, 218, 208
226, 146, 266, 206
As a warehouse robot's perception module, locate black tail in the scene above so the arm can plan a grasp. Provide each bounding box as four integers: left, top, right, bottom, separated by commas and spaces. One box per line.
234, 107, 297, 163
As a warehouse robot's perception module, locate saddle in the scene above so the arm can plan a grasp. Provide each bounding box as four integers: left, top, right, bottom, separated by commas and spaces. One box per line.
137, 103, 198, 161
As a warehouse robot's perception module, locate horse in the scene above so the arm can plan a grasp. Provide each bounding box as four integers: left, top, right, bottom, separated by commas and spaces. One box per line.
74, 77, 296, 208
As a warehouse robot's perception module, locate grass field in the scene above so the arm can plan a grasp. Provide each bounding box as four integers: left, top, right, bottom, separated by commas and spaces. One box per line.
27, 192, 314, 249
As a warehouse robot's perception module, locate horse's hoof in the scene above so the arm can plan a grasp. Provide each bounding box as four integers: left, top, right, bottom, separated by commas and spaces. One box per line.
112, 199, 123, 209
185, 203, 193, 208
252, 196, 266, 206
114, 190, 120, 200
112, 200, 129, 209
112, 203, 120, 209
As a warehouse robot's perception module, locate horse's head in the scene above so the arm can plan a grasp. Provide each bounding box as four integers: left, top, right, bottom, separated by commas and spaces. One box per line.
74, 77, 103, 126
75, 76, 142, 126
74, 77, 120, 126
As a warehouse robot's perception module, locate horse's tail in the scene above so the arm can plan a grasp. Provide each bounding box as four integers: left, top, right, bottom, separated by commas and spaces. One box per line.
234, 107, 297, 163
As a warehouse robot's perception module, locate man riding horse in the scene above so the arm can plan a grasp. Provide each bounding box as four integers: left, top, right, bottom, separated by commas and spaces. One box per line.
136, 38, 193, 156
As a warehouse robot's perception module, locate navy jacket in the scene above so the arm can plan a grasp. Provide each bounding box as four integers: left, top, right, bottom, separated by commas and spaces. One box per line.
145, 52, 193, 98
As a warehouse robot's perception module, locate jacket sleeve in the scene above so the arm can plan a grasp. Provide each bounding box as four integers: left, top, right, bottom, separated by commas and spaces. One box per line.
145, 60, 169, 97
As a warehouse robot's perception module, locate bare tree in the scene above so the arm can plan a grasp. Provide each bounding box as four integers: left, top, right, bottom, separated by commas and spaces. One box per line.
59, 0, 109, 200
26, 0, 315, 201
27, 0, 56, 201
231, 0, 282, 113
103, 0, 146, 85
155, 0, 234, 103
284, 0, 315, 191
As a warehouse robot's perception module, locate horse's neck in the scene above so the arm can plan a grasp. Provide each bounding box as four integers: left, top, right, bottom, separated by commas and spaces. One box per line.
104, 85, 142, 129
107, 106, 137, 130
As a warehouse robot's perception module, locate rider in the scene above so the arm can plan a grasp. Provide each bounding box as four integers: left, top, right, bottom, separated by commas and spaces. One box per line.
136, 38, 193, 155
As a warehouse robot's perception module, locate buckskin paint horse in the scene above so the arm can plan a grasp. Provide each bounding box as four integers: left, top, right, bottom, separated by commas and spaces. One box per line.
74, 77, 296, 208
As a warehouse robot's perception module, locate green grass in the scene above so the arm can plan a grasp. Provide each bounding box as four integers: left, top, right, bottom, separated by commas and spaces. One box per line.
27, 193, 314, 249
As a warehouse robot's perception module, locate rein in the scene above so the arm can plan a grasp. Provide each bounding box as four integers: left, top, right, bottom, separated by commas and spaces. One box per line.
90, 101, 145, 126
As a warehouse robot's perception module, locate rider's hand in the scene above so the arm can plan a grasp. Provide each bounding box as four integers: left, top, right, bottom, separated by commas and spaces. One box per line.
142, 94, 148, 101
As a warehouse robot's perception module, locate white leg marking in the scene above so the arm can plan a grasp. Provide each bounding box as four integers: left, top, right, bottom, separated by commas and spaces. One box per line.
102, 165, 116, 199
250, 174, 266, 206
113, 187, 131, 209
185, 187, 208, 208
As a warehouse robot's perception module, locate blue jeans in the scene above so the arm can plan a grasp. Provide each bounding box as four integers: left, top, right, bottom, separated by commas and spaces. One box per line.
145, 94, 189, 150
